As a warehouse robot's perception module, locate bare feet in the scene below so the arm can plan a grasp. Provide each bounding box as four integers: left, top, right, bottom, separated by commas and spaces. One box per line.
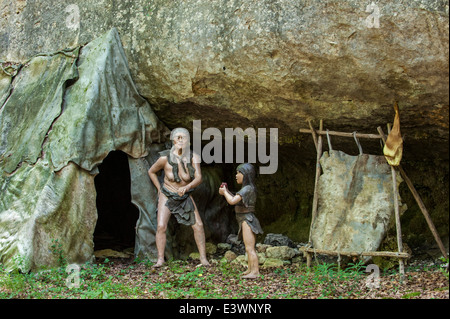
242, 269, 251, 276
152, 259, 165, 268
199, 258, 211, 267
242, 272, 260, 279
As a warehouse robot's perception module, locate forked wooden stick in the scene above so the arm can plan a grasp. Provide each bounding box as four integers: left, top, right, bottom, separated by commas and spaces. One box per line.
377, 126, 448, 260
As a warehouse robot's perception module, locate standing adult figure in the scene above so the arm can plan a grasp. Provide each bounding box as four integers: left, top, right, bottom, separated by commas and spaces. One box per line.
148, 127, 210, 268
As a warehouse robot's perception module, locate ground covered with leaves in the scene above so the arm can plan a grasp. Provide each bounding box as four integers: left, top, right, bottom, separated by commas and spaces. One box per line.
1, 257, 448, 300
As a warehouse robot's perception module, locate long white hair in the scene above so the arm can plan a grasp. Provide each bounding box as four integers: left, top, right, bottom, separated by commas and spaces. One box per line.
169, 127, 191, 164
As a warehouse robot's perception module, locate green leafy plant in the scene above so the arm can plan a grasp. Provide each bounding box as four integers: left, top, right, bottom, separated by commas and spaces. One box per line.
1, 255, 447, 299
307, 261, 366, 298
50, 239, 66, 267
439, 257, 449, 279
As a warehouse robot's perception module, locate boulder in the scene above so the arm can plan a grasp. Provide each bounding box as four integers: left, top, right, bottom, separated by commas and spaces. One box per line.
223, 250, 237, 262
231, 255, 248, 267
256, 243, 271, 253
261, 258, 284, 269
265, 246, 297, 260
257, 253, 267, 265
188, 252, 200, 261
205, 242, 218, 255
226, 234, 240, 245
263, 233, 295, 248
217, 243, 232, 252
292, 256, 304, 264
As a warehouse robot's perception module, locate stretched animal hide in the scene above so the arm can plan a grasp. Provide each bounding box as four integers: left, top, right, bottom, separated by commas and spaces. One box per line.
310, 150, 402, 257
383, 102, 403, 166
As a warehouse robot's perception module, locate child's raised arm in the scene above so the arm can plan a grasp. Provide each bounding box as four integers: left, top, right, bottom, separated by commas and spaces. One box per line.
219, 185, 242, 205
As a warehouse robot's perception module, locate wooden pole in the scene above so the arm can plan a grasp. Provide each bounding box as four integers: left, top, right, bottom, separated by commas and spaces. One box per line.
300, 247, 410, 259
307, 120, 318, 151
298, 125, 418, 270
377, 126, 448, 260
308, 120, 323, 244
299, 128, 381, 139
391, 162, 405, 276
306, 252, 312, 268
398, 165, 448, 260
384, 123, 405, 277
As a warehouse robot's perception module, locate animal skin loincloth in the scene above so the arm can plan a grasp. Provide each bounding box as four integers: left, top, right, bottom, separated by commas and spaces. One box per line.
160, 186, 196, 226
235, 212, 264, 238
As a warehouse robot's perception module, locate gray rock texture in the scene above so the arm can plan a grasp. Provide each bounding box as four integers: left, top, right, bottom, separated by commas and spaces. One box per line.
0, 0, 448, 157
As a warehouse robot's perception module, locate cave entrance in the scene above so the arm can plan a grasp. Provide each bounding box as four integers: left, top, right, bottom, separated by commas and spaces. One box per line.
93, 150, 139, 252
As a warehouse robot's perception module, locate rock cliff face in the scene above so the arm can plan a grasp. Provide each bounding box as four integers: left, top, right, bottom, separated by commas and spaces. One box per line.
0, 0, 448, 268
1, 0, 448, 157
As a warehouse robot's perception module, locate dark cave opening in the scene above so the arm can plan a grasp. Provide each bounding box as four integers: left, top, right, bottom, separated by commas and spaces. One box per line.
93, 150, 139, 252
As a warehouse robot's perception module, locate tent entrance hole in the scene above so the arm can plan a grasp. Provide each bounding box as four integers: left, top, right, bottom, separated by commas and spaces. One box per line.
93, 150, 139, 252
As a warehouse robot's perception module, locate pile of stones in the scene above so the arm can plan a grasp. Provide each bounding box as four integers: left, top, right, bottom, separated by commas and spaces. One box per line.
190, 233, 306, 268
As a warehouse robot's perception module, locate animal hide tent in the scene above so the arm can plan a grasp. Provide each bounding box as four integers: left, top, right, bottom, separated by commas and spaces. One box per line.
0, 28, 167, 272
0, 28, 235, 271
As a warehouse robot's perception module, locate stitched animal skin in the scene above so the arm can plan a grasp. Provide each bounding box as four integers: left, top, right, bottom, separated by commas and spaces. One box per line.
383, 102, 403, 166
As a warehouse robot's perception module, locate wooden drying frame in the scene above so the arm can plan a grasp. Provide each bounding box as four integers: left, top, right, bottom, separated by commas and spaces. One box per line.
299, 120, 448, 276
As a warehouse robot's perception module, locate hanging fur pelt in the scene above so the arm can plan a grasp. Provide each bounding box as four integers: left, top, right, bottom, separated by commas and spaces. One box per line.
383, 102, 403, 166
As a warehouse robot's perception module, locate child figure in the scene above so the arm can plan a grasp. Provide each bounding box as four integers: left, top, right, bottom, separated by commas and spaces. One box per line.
219, 163, 263, 279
